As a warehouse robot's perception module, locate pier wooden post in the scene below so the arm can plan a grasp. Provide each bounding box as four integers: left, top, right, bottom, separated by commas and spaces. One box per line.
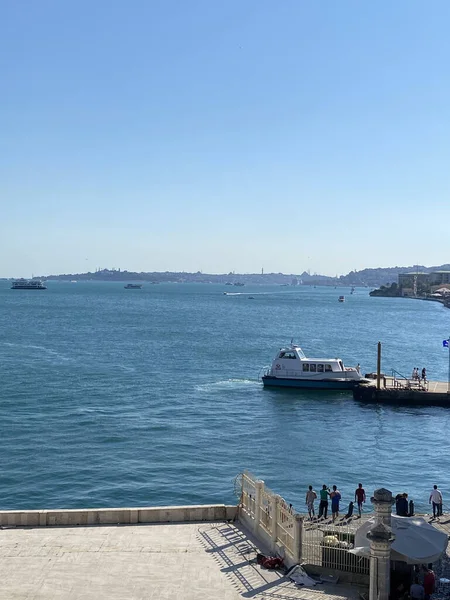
254, 480, 264, 535
377, 342, 382, 390
447, 336, 450, 394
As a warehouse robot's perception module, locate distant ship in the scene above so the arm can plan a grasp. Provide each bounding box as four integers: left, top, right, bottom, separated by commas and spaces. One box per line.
11, 279, 47, 290
233, 282, 245, 287
338, 295, 345, 302
124, 283, 143, 289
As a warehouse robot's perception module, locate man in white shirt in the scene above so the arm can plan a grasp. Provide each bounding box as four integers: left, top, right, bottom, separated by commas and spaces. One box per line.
429, 485, 443, 518
305, 485, 317, 520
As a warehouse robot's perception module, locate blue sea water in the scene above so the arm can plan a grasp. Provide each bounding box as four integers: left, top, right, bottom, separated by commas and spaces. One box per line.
1, 281, 449, 513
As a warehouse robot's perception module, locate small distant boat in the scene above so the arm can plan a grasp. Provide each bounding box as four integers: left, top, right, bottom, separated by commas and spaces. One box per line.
350, 286, 355, 294
71, 280, 77, 283
225, 282, 233, 286
248, 296, 255, 299
261, 343, 366, 390
124, 283, 143, 289
338, 295, 345, 302
11, 279, 46, 290
234, 282, 245, 287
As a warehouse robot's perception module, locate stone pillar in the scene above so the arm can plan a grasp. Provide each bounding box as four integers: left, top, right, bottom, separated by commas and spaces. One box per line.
292, 514, 303, 563
371, 488, 394, 527
254, 480, 264, 535
272, 495, 281, 544
367, 522, 395, 600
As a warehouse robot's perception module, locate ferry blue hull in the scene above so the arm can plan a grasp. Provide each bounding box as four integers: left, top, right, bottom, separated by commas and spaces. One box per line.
262, 376, 361, 390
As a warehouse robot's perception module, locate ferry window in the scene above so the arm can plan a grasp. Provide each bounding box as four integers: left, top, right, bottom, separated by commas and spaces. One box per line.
303, 364, 309, 372
279, 352, 286, 358
284, 352, 296, 359
325, 364, 332, 372
310, 364, 316, 372
317, 364, 324, 372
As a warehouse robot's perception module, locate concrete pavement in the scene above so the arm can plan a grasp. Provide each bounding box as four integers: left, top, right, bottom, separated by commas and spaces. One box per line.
0, 521, 364, 600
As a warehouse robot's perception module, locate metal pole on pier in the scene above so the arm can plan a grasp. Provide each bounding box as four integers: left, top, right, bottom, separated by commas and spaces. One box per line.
377, 342, 382, 390
447, 337, 450, 394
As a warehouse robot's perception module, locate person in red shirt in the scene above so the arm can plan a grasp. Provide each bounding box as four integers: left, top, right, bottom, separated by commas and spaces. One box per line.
354, 483, 366, 516
423, 565, 435, 600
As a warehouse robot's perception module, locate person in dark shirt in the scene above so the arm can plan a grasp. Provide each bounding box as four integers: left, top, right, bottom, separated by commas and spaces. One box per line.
330, 485, 341, 522
395, 493, 409, 516
318, 485, 330, 519
355, 483, 366, 516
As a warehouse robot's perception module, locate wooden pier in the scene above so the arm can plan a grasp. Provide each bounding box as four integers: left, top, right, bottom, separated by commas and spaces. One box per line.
354, 375, 450, 406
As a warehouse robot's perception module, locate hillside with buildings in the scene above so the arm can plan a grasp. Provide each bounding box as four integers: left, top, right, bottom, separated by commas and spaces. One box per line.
33, 264, 450, 288
370, 268, 450, 303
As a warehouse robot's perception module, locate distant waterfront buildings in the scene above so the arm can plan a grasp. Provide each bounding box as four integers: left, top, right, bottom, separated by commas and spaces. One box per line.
398, 270, 450, 295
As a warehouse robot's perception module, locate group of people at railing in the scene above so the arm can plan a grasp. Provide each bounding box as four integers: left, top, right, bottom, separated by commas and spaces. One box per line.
411, 367, 427, 382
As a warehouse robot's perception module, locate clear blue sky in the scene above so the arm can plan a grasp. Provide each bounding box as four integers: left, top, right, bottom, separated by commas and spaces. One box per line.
2, 0, 450, 277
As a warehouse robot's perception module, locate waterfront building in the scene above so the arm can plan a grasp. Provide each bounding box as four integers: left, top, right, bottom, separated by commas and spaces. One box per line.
398, 272, 430, 296
429, 270, 450, 286
398, 270, 450, 296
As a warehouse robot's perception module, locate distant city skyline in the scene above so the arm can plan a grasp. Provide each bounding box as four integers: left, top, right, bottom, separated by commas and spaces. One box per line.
3, 262, 450, 281
2, 1, 450, 278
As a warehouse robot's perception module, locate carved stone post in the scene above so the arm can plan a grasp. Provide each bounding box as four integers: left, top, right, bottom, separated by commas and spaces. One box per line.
367, 522, 395, 600
371, 487, 394, 527
292, 514, 303, 563
272, 495, 281, 544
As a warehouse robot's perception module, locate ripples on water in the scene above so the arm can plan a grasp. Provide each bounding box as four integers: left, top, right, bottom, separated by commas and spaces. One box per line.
1, 282, 449, 512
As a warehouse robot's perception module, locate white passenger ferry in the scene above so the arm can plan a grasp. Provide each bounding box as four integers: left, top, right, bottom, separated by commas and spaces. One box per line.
261, 343, 366, 390
11, 279, 47, 290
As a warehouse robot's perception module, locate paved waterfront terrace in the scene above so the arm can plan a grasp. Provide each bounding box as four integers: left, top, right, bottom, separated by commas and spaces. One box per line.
0, 505, 364, 600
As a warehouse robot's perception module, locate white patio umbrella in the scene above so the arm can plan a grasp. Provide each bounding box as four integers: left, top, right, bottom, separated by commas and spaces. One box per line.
350, 515, 448, 565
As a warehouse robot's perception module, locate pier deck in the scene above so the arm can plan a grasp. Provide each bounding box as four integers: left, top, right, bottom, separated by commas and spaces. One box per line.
0, 520, 365, 600
354, 376, 450, 405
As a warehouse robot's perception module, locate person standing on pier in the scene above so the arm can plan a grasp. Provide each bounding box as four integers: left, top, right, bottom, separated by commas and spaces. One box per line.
305, 485, 317, 520
318, 485, 330, 519
422, 367, 427, 382
354, 483, 366, 516
429, 485, 443, 518
330, 485, 341, 522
